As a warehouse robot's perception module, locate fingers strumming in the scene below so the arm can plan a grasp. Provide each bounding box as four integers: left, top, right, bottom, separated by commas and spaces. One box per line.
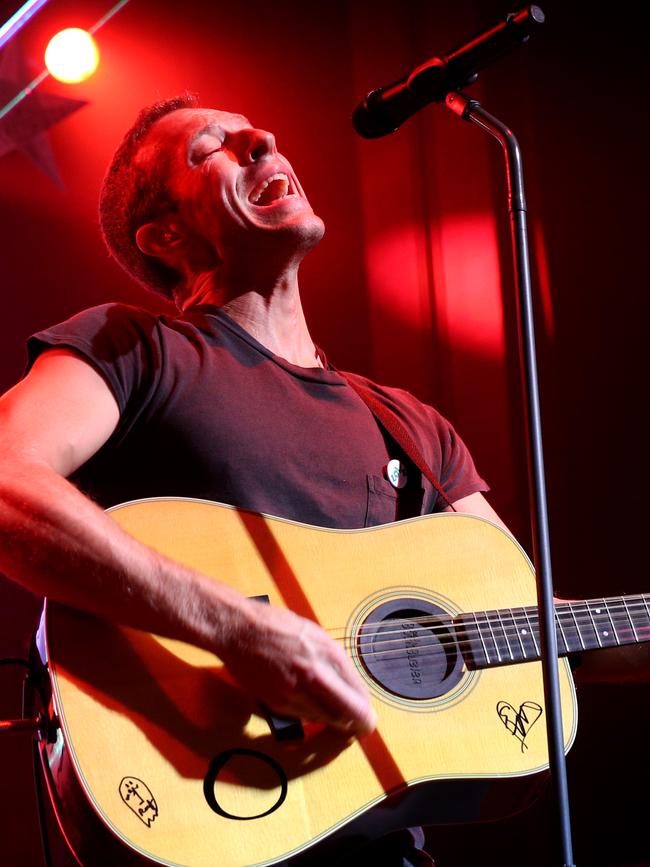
307, 660, 377, 735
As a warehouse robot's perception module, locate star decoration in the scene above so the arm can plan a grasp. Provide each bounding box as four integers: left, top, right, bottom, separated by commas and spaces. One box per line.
0, 38, 87, 185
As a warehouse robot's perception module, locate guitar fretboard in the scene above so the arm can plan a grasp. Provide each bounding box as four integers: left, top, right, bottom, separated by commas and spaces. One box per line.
455, 594, 650, 670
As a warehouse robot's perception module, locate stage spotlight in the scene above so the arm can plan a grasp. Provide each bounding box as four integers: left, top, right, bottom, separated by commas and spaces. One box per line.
44, 28, 99, 83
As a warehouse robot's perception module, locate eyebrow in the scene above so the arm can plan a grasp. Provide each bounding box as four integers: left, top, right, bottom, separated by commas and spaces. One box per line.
188, 115, 250, 148
188, 124, 224, 150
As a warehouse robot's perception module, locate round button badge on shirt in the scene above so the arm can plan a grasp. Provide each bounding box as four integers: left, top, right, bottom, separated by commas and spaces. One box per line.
386, 459, 407, 489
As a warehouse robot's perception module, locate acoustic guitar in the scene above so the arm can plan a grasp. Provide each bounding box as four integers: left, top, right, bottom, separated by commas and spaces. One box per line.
32, 498, 649, 866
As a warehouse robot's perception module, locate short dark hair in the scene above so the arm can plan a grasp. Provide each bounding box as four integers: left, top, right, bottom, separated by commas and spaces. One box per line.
99, 94, 199, 298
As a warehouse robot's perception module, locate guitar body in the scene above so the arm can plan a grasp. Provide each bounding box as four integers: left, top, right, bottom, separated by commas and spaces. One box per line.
35, 499, 577, 866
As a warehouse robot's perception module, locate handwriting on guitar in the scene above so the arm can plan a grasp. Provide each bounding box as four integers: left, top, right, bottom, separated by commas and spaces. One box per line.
119, 777, 159, 827
496, 701, 543, 752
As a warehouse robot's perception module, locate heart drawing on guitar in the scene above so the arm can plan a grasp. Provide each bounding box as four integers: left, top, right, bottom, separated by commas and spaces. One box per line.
496, 700, 543, 752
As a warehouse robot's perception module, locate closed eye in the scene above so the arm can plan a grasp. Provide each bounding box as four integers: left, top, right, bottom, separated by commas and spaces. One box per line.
189, 134, 226, 165
201, 141, 225, 158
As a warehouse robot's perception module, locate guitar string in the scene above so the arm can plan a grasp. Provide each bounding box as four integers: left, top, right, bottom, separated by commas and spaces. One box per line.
320, 597, 650, 644
321, 606, 650, 661
348, 596, 650, 630
338, 622, 650, 662
334, 621, 650, 664
321, 595, 650, 635
327, 596, 650, 631
347, 625, 650, 661
334, 616, 650, 659
330, 607, 650, 651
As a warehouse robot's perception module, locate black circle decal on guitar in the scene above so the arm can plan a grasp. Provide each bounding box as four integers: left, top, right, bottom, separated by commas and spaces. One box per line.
203, 749, 288, 820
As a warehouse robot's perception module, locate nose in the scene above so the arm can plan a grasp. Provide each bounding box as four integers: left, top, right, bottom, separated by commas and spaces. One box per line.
231, 127, 276, 164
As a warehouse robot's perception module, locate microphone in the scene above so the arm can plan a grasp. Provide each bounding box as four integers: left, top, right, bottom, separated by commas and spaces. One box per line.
352, 5, 545, 139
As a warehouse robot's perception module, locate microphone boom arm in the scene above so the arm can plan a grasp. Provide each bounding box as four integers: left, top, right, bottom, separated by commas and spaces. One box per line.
352, 5, 545, 138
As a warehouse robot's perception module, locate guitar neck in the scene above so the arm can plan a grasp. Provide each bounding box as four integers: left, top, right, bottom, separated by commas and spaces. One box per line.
455, 594, 650, 670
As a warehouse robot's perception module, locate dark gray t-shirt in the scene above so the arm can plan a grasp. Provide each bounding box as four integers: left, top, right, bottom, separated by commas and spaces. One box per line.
28, 303, 487, 526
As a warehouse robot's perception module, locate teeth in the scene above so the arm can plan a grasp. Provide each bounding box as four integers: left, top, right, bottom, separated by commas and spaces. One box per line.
249, 173, 290, 205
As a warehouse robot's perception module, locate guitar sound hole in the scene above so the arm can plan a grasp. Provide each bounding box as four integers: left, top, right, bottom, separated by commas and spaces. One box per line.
357, 598, 464, 700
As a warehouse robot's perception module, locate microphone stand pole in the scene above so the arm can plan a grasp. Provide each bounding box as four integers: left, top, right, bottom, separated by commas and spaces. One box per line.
444, 91, 576, 867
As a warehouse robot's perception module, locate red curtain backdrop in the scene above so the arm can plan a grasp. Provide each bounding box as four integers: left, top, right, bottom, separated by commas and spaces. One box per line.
0, 1, 647, 864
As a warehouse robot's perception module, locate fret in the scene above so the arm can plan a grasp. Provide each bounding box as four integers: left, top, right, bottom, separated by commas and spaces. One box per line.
606, 597, 633, 645
508, 607, 527, 660
452, 612, 490, 669
483, 610, 505, 663
575, 602, 600, 650
623, 594, 650, 644
495, 608, 516, 662
585, 602, 603, 648
621, 597, 638, 642
601, 598, 620, 646
568, 605, 586, 651
523, 608, 540, 657
634, 594, 650, 643
556, 604, 583, 653
474, 613, 489, 664
514, 607, 539, 660
584, 600, 619, 650
555, 608, 570, 655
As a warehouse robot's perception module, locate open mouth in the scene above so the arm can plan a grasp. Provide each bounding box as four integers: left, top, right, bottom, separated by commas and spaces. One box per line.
248, 172, 294, 207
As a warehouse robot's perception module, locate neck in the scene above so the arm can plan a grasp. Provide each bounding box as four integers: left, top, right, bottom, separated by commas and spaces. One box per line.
179, 266, 321, 368
455, 593, 650, 670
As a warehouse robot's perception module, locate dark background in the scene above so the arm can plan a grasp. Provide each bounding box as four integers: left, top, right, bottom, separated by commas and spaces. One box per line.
1, 1, 648, 864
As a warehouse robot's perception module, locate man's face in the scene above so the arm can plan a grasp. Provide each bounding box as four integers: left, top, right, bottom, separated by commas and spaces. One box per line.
139, 108, 325, 265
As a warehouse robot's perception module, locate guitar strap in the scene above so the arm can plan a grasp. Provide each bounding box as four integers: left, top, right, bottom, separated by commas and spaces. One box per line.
339, 372, 456, 512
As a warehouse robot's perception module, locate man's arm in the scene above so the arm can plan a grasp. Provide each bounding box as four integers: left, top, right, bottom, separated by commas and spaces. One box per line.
0, 350, 376, 733
447, 490, 511, 533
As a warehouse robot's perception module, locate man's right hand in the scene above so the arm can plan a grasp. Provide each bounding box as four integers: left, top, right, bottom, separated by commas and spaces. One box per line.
219, 599, 377, 737
0, 350, 377, 739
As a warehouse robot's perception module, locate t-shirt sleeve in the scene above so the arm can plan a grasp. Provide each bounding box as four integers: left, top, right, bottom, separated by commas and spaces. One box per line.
432, 408, 489, 505
26, 303, 162, 432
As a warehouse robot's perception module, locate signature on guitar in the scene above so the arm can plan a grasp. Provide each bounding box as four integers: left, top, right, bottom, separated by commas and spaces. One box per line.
496, 701, 543, 752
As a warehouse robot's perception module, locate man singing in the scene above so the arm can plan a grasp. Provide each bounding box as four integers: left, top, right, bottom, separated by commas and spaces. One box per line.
0, 94, 521, 866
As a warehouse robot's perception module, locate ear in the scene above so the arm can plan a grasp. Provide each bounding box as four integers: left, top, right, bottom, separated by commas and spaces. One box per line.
135, 219, 186, 260
135, 220, 221, 276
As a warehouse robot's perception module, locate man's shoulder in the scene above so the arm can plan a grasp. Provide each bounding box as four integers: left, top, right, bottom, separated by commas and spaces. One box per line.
37, 302, 176, 346
28, 302, 173, 371
64, 301, 160, 328
341, 370, 433, 413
